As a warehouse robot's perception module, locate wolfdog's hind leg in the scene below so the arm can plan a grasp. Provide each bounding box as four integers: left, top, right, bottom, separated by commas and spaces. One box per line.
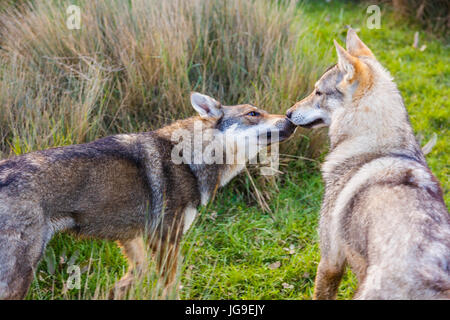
313, 256, 346, 300
109, 236, 148, 300
0, 212, 49, 300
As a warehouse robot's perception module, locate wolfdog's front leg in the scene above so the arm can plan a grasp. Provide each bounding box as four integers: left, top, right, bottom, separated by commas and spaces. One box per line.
155, 239, 181, 299
110, 237, 148, 300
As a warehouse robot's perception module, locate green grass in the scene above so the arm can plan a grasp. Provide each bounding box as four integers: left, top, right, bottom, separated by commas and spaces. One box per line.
0, 0, 446, 299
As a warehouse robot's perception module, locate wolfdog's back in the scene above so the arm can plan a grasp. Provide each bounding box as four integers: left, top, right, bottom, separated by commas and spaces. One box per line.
345, 157, 450, 299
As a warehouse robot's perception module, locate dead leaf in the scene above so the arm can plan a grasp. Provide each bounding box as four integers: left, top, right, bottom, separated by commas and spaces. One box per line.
283, 244, 296, 255
288, 244, 295, 254
268, 261, 281, 270
282, 282, 294, 289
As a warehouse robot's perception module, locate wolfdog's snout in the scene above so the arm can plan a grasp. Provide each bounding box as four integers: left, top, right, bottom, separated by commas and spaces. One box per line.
276, 118, 296, 140
258, 118, 294, 144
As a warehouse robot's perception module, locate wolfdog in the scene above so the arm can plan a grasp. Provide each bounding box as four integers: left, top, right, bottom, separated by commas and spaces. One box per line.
0, 92, 295, 299
286, 29, 449, 299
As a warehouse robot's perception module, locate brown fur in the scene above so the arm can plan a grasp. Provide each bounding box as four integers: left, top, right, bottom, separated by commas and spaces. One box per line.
0, 93, 295, 299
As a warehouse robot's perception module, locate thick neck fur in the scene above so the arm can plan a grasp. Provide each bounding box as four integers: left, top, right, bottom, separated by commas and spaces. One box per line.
323, 59, 425, 184
155, 116, 245, 205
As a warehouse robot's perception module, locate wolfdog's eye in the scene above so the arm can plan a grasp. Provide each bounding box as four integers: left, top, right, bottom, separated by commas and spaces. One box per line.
246, 111, 260, 117
315, 90, 322, 96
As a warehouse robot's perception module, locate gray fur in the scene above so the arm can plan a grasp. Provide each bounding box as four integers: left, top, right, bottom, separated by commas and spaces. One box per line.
287, 29, 450, 299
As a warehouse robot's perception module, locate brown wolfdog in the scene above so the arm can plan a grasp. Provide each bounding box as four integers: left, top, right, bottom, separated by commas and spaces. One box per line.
0, 92, 295, 299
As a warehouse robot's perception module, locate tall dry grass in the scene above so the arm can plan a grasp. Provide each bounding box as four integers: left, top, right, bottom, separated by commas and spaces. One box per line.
0, 0, 329, 158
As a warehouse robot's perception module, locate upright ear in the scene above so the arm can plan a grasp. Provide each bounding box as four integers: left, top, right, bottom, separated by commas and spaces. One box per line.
190, 92, 223, 120
334, 40, 357, 80
346, 28, 374, 58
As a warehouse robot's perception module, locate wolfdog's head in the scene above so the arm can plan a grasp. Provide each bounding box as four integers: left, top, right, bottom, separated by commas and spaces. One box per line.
286, 28, 406, 138
190, 92, 295, 144
167, 93, 295, 171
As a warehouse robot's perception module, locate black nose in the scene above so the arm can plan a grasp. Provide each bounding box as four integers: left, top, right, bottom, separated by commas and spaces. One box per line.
286, 110, 293, 119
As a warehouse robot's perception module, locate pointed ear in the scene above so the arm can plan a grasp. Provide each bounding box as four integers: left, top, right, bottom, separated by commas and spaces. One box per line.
346, 28, 374, 58
334, 40, 357, 79
190, 92, 223, 119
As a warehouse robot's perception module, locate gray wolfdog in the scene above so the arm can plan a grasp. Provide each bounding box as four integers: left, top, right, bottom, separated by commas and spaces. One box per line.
287, 29, 449, 299
0, 92, 295, 299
